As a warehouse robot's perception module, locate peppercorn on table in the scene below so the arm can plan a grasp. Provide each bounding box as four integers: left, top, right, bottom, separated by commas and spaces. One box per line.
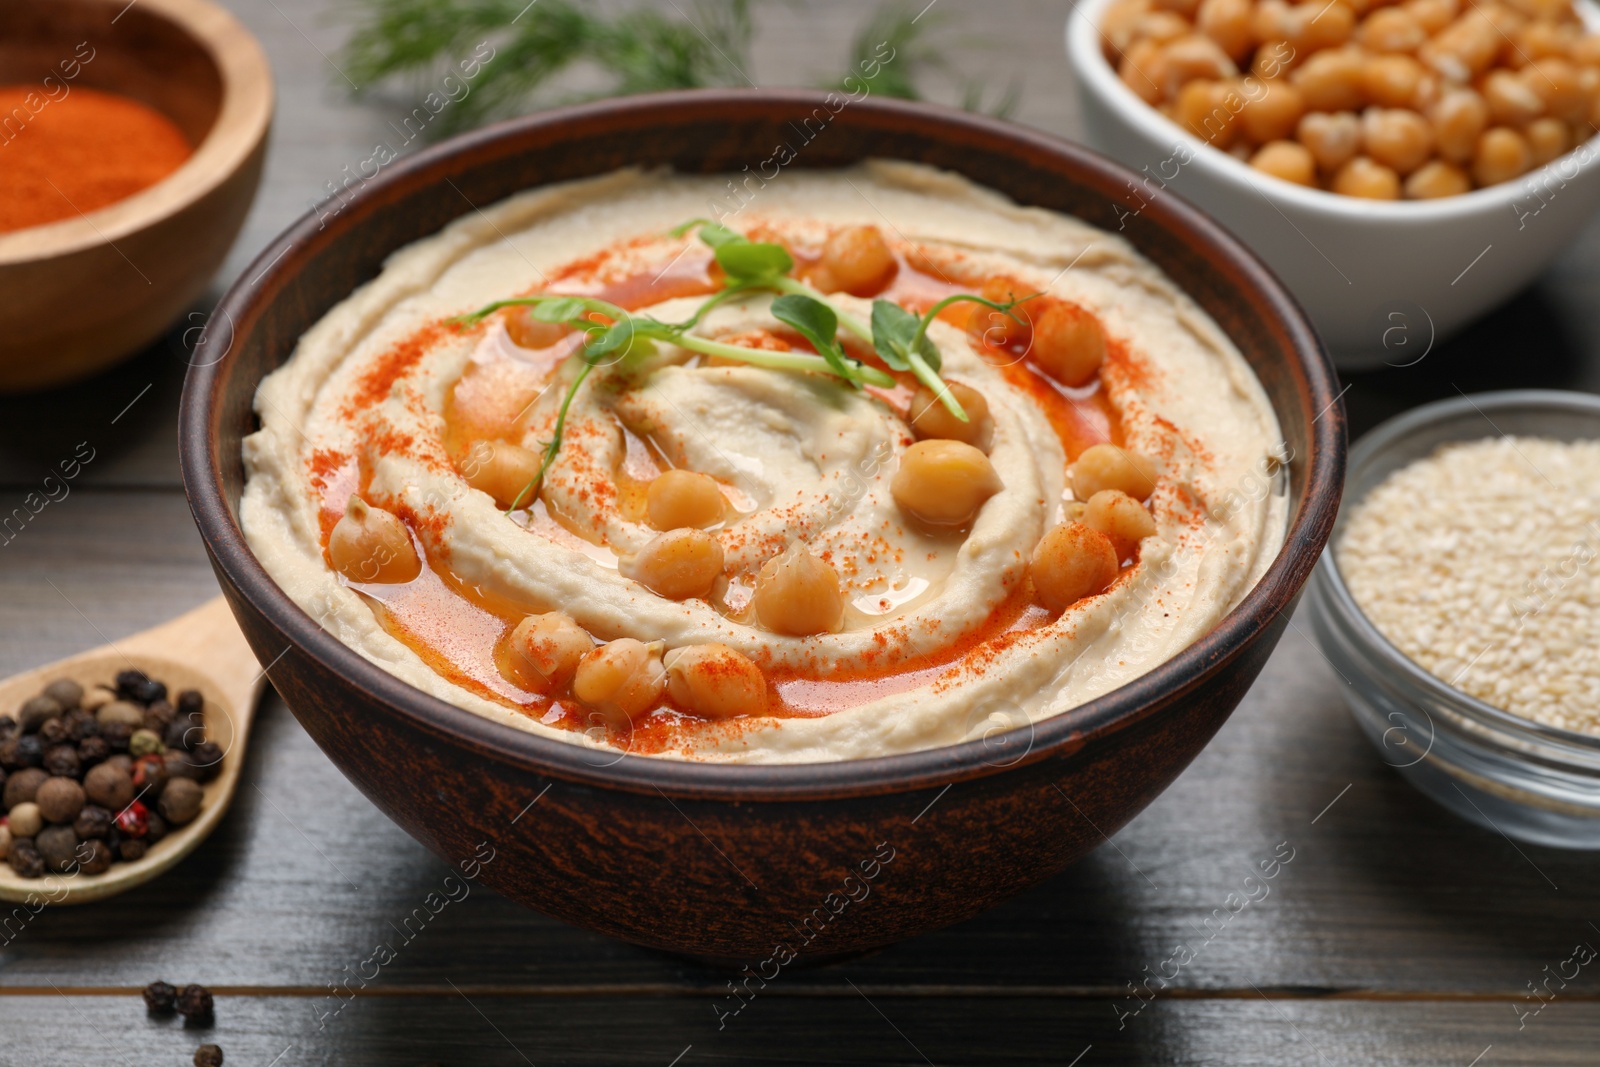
4, 0, 1600, 1062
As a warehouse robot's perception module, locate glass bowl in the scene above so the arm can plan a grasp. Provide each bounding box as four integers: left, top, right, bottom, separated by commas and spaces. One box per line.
1308, 389, 1600, 849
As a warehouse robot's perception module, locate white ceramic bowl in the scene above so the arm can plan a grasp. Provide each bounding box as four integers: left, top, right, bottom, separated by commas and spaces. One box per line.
1066, 0, 1600, 368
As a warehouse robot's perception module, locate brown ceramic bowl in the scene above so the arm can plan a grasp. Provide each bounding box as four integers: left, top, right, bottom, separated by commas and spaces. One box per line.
180, 90, 1343, 961
0, 0, 271, 391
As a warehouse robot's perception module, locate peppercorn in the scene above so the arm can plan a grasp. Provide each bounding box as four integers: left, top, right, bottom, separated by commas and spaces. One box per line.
132, 754, 167, 798
35, 824, 78, 872
82, 686, 114, 711
43, 678, 84, 709
158, 779, 202, 826
164, 750, 201, 782
76, 735, 109, 766
63, 708, 98, 742
4, 767, 47, 809
38, 716, 69, 745
194, 1044, 224, 1067
17, 695, 63, 733
0, 714, 15, 738
189, 742, 223, 782
106, 754, 134, 776
8, 802, 42, 838
100, 720, 134, 752
115, 670, 166, 706
0, 823, 10, 860
0, 733, 43, 769
73, 804, 112, 839
76, 837, 112, 875
34, 777, 85, 824
8, 839, 43, 878
176, 984, 213, 1023
118, 837, 147, 862
176, 689, 204, 716
97, 700, 145, 729
145, 812, 168, 844
42, 743, 79, 779
166, 710, 204, 751
116, 800, 150, 839
143, 700, 176, 735
143, 980, 178, 1014
129, 729, 165, 758
83, 762, 134, 810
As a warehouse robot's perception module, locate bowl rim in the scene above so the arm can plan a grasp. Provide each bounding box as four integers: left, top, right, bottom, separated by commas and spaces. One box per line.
1065, 0, 1600, 221
0, 0, 274, 265
180, 88, 1344, 801
1315, 388, 1600, 757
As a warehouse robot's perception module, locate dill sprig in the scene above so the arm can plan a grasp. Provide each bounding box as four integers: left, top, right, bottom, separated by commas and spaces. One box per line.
340, 0, 1016, 137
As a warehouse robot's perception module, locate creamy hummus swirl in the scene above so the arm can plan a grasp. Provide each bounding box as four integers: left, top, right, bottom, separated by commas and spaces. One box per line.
241, 162, 1287, 763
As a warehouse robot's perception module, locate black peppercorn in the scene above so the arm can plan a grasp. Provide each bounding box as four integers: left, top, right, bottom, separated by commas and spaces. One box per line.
38, 717, 69, 745
194, 1044, 224, 1067
143, 700, 176, 735
73, 804, 112, 839
164, 715, 203, 752
63, 709, 98, 742
0, 733, 43, 770
164, 751, 201, 782
119, 837, 148, 862
42, 743, 79, 779
76, 735, 109, 766
143, 980, 178, 1014
176, 689, 204, 716
116, 669, 167, 705
35, 824, 78, 872
0, 714, 15, 738
144, 812, 168, 844
176, 984, 214, 1023
189, 742, 224, 782
75, 837, 112, 875
99, 720, 133, 752
7, 839, 43, 878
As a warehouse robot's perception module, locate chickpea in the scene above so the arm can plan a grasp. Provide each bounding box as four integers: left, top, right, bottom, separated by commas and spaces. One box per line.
892, 439, 1004, 526
1254, 0, 1294, 43
461, 438, 544, 510
1473, 125, 1534, 184
1362, 107, 1435, 172
1430, 88, 1490, 161
1406, 0, 1460, 33
909, 381, 994, 451
1083, 489, 1159, 561
1524, 56, 1587, 121
1251, 139, 1320, 184
753, 546, 845, 636
1031, 302, 1108, 386
1360, 6, 1427, 51
647, 469, 726, 530
1138, 9, 1195, 41
975, 277, 1034, 349
1482, 69, 1546, 126
620, 528, 724, 600
1070, 443, 1160, 501
502, 612, 593, 690
1296, 110, 1364, 168
1526, 115, 1572, 163
503, 307, 570, 349
1102, 0, 1155, 53
1253, 39, 1302, 80
328, 497, 421, 584
1161, 34, 1240, 96
1570, 34, 1600, 67
1294, 48, 1369, 112
1331, 154, 1403, 196
1030, 522, 1121, 612
1511, 19, 1576, 63
1176, 79, 1241, 145
816, 225, 897, 296
664, 644, 766, 719
1362, 53, 1427, 107
1298, 1, 1358, 50
1240, 81, 1308, 142
1197, 0, 1255, 60
1152, 0, 1202, 19
1120, 38, 1170, 104
1421, 14, 1502, 78
573, 639, 666, 722
1403, 158, 1473, 195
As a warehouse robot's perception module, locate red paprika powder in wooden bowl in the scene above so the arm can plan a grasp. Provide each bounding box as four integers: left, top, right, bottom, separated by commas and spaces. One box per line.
0, 0, 271, 392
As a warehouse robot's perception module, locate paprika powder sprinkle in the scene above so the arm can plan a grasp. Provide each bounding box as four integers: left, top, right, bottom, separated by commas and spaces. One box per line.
0, 85, 192, 235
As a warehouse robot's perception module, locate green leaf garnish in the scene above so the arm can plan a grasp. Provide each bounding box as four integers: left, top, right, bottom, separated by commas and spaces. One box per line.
770, 294, 864, 388
870, 299, 942, 373
713, 240, 795, 283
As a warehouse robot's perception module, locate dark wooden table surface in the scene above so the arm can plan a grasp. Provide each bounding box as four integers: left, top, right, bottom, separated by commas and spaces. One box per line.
5, 1, 1600, 1063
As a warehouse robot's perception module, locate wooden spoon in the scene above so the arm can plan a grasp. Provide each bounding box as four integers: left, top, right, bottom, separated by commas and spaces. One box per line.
0, 596, 264, 904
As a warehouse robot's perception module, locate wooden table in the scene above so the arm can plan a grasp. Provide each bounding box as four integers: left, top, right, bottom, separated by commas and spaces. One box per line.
4, 1, 1600, 1062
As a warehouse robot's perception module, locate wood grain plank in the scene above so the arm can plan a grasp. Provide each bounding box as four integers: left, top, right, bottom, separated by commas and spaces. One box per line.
0, 994, 1584, 1065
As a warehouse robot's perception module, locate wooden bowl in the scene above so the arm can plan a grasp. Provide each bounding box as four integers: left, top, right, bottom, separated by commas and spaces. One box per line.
180, 91, 1344, 961
0, 0, 271, 392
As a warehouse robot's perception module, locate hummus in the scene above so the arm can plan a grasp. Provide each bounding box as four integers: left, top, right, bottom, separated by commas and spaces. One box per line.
241, 161, 1288, 763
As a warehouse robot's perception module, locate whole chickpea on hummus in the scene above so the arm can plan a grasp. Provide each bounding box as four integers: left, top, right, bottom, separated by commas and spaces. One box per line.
240, 162, 1287, 763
